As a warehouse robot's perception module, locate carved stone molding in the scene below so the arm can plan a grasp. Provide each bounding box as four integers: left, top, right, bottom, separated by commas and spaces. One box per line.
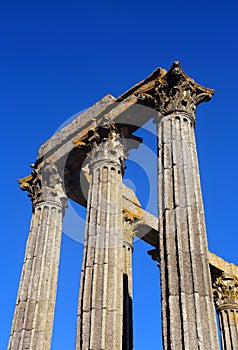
89, 127, 126, 171
156, 62, 214, 117
74, 122, 142, 174
123, 61, 214, 122
123, 211, 138, 251
213, 273, 238, 311
18, 159, 67, 208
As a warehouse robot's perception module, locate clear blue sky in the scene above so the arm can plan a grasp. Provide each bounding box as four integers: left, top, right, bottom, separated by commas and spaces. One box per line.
1, 1, 238, 349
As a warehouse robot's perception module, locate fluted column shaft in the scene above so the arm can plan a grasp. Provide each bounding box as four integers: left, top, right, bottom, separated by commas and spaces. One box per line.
122, 215, 135, 350
157, 112, 219, 349
76, 131, 126, 350
8, 161, 67, 350
218, 308, 238, 349
153, 62, 219, 350
213, 274, 238, 349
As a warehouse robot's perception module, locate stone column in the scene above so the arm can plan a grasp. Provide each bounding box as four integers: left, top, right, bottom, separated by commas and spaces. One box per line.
155, 62, 219, 349
75, 127, 126, 350
122, 213, 136, 350
8, 160, 67, 350
213, 273, 238, 349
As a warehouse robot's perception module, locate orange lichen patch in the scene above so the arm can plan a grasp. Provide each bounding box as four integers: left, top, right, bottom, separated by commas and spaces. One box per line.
74, 139, 87, 147
18, 174, 33, 190
73, 133, 88, 147
18, 174, 33, 184
123, 207, 143, 221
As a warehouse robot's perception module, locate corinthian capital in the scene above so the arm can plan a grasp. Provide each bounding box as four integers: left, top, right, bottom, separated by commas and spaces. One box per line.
89, 127, 126, 170
157, 61, 214, 118
18, 159, 67, 208
121, 62, 214, 121
213, 273, 238, 310
74, 122, 142, 172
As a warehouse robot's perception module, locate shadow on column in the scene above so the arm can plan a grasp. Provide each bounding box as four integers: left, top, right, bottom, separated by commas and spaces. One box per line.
123, 273, 133, 350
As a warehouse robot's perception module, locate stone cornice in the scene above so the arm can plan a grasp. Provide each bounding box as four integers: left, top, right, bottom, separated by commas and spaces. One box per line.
117, 62, 214, 121
74, 121, 142, 149
38, 94, 116, 159
209, 252, 238, 277
35, 63, 214, 166
117, 67, 167, 107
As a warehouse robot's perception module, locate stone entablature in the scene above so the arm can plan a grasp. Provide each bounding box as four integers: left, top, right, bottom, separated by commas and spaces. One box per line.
209, 252, 238, 277
9, 61, 234, 350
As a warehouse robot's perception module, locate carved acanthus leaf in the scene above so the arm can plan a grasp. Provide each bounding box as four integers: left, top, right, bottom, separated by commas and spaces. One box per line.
76, 123, 142, 173
213, 273, 238, 309
156, 62, 214, 117
18, 160, 67, 207
88, 128, 126, 169
134, 92, 158, 109
127, 62, 214, 118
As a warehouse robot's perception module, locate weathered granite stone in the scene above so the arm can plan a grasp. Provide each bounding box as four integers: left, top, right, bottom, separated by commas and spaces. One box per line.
122, 212, 136, 350
76, 126, 129, 350
9, 62, 227, 350
8, 160, 67, 350
155, 62, 219, 350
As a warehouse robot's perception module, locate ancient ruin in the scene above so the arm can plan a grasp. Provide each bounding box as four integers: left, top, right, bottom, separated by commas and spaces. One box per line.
8, 62, 238, 349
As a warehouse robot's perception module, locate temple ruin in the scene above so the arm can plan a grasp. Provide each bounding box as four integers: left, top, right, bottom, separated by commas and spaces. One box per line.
8, 62, 238, 349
